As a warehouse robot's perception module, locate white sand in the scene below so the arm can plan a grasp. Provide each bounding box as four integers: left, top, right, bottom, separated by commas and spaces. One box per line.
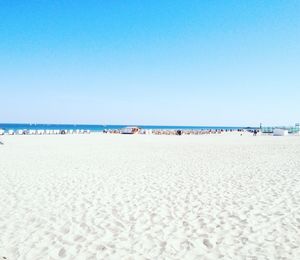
0, 133, 300, 259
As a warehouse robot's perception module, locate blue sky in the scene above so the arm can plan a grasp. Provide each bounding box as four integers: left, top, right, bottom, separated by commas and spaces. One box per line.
1, 0, 299, 126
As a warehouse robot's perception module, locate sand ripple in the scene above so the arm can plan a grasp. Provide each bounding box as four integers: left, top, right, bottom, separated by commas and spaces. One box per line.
0, 134, 300, 259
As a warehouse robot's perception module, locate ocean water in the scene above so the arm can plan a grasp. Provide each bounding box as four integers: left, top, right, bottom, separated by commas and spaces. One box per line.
0, 123, 246, 133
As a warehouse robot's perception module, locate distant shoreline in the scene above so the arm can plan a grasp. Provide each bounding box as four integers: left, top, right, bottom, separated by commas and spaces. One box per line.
0, 123, 254, 133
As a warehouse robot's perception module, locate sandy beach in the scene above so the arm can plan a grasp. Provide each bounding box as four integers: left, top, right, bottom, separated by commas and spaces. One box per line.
0, 133, 300, 259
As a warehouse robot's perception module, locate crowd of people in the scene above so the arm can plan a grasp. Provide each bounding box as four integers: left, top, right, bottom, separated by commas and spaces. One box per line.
1, 128, 250, 136
103, 128, 245, 135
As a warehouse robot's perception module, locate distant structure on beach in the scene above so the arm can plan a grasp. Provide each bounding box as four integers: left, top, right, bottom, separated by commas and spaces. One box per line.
120, 126, 141, 134
261, 123, 300, 134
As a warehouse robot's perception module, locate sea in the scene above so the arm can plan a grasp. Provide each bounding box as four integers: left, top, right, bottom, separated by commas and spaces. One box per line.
0, 123, 250, 133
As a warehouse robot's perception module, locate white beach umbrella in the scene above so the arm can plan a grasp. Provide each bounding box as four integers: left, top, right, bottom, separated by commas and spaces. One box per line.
29, 130, 36, 135
17, 130, 23, 135
37, 129, 45, 135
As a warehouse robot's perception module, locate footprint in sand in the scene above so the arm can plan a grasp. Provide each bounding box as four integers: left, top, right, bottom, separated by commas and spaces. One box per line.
203, 238, 213, 249
58, 247, 66, 258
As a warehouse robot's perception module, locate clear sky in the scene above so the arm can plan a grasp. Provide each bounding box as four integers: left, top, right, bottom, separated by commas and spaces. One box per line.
1, 1, 299, 126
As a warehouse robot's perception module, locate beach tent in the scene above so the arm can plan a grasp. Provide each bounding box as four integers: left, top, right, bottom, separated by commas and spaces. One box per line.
273, 129, 289, 136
